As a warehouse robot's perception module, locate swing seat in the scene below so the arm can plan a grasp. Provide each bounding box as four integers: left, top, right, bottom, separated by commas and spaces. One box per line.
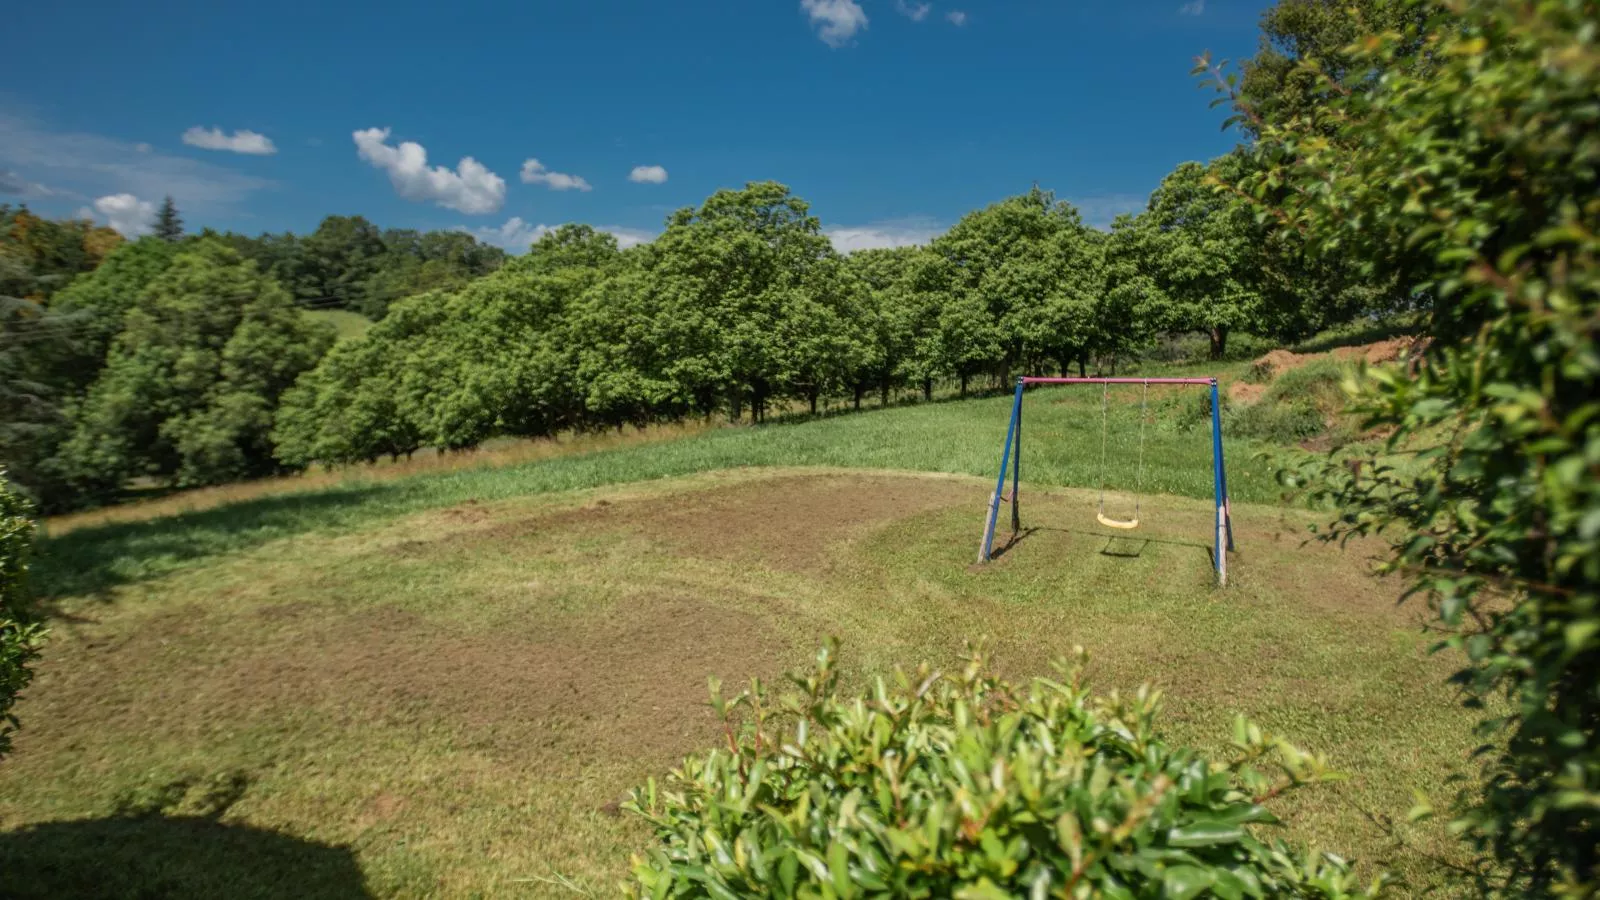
1096, 512, 1141, 530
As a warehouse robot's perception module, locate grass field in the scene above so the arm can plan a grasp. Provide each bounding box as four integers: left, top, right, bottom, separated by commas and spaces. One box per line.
0, 379, 1478, 897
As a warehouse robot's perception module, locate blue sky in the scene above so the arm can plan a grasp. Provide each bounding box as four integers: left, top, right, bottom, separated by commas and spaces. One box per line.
1, 0, 1264, 252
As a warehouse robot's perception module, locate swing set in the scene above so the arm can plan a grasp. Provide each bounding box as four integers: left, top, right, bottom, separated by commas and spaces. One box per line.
977, 376, 1237, 585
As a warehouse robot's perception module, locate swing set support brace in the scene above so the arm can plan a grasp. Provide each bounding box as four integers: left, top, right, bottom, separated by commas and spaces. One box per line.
976, 376, 1235, 587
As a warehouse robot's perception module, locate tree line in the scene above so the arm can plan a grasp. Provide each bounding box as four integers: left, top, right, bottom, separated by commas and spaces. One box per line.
0, 0, 1410, 514
1, 205, 506, 510
2, 159, 1388, 511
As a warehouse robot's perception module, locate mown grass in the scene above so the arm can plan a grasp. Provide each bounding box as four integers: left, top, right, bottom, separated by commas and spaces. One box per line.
0, 469, 1475, 898
35, 382, 1280, 599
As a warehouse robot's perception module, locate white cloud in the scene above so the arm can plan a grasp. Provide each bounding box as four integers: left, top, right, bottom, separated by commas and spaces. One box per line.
801, 0, 868, 47
824, 217, 944, 253
465, 217, 656, 254
0, 110, 270, 214
182, 127, 277, 155
946, 9, 968, 26
73, 205, 96, 220
1067, 193, 1149, 229
133, 142, 152, 153
894, 0, 931, 22
1179, 0, 1205, 14
627, 164, 669, 185
92, 193, 155, 236
520, 158, 592, 192
352, 127, 505, 215
604, 226, 656, 249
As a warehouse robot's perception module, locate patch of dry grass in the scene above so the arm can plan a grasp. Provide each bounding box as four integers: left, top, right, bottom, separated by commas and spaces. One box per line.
2, 470, 1476, 897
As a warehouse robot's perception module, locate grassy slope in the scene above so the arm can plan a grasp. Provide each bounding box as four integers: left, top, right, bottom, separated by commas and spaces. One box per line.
36, 383, 1275, 598
0, 469, 1474, 898
303, 308, 374, 342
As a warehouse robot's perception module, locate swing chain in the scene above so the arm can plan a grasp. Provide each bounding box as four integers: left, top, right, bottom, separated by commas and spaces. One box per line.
1098, 379, 1150, 522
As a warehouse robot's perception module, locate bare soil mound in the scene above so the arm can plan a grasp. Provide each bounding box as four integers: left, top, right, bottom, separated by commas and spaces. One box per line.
1250, 337, 1420, 385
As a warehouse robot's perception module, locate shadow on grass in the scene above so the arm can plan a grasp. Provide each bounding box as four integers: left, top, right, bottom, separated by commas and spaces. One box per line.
33, 481, 409, 602
989, 525, 1213, 564
0, 815, 370, 900
1, 771, 371, 899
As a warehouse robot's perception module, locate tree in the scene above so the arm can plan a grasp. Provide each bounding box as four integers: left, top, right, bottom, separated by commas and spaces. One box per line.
0, 468, 44, 760
46, 236, 181, 389
640, 182, 853, 422
930, 189, 1109, 385
1238, 0, 1437, 137
276, 225, 604, 464
1139, 159, 1267, 359
0, 283, 79, 508
59, 241, 333, 496
151, 196, 183, 242
0, 205, 121, 299
1221, 0, 1600, 891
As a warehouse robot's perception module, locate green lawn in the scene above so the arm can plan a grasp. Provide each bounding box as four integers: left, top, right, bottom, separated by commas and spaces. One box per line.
1, 383, 1478, 898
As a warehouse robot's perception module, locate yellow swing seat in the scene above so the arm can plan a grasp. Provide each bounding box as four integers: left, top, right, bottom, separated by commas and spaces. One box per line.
1096, 512, 1140, 530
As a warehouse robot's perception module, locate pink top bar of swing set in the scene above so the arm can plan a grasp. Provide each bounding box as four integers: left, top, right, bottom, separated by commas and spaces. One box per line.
1019, 376, 1216, 385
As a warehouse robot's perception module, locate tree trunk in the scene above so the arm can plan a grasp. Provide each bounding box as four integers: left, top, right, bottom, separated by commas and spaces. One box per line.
1078, 357, 1087, 378
960, 373, 969, 397
853, 384, 864, 410
809, 388, 819, 416
880, 382, 890, 407
1209, 326, 1229, 360
922, 378, 933, 401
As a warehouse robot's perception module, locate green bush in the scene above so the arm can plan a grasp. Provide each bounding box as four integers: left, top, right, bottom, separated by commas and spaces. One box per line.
1220, 0, 1600, 891
1231, 401, 1326, 445
627, 643, 1382, 899
0, 468, 44, 759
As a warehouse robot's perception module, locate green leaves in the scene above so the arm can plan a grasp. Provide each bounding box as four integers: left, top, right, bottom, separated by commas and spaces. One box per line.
626, 644, 1375, 898
1216, 0, 1600, 893
0, 469, 44, 759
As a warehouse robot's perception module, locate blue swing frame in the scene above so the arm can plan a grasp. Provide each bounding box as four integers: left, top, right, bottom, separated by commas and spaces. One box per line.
977, 376, 1236, 585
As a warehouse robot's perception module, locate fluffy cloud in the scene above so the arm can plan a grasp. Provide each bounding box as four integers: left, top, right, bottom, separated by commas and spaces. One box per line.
1179, 0, 1205, 14
946, 10, 968, 25
353, 127, 505, 215
823, 218, 943, 253
520, 158, 592, 192
465, 217, 655, 253
893, 0, 931, 21
801, 0, 868, 47
181, 126, 277, 155
0, 110, 270, 214
627, 164, 669, 185
93, 193, 155, 236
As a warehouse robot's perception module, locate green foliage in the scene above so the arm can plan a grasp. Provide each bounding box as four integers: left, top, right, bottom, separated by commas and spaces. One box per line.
0, 205, 122, 299
47, 236, 182, 387
60, 241, 334, 495
1219, 0, 1600, 892
1237, 0, 1437, 138
628, 643, 1381, 899
214, 216, 506, 319
931, 188, 1109, 383
0, 469, 45, 759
